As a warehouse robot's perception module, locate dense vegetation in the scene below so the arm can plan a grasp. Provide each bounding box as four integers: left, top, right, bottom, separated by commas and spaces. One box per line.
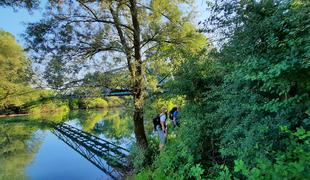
1, 0, 309, 179
134, 0, 310, 179
0, 30, 52, 114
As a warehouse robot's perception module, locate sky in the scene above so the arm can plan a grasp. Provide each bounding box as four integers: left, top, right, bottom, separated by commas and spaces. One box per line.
0, 1, 45, 45
0, 0, 210, 86
0, 0, 209, 47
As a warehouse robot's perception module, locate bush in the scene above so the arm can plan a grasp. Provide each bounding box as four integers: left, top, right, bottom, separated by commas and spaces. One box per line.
130, 137, 159, 173
106, 97, 124, 107
136, 106, 207, 179
135, 1, 310, 179
68, 98, 79, 110
233, 127, 310, 180
78, 98, 108, 109
28, 99, 69, 114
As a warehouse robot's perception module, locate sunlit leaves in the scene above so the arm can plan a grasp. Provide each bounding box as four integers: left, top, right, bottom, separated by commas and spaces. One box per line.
145, 0, 310, 179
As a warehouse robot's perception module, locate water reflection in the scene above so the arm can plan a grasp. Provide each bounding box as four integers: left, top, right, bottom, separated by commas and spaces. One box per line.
0, 108, 134, 179
30, 111, 69, 123
69, 109, 109, 133
52, 123, 129, 179
0, 122, 43, 179
71, 108, 134, 141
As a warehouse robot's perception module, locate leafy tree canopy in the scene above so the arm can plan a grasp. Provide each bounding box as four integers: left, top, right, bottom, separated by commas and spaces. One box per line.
0, 0, 40, 10
24, 0, 206, 92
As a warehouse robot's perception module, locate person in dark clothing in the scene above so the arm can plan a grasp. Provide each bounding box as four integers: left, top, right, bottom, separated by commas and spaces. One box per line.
169, 106, 180, 129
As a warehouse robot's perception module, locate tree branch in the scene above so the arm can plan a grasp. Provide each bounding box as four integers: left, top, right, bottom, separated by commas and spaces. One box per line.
110, 5, 134, 77
76, 0, 134, 32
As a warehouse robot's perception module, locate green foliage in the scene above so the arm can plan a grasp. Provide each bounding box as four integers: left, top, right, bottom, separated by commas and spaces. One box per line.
189, 164, 205, 179
137, 0, 310, 179
233, 127, 310, 180
78, 98, 108, 109
0, 30, 31, 110
0, 30, 56, 114
0, 0, 39, 10
68, 98, 79, 110
106, 97, 125, 107
0, 122, 41, 180
28, 99, 70, 114
44, 57, 67, 90
130, 137, 159, 173
0, 31, 30, 84
204, 0, 310, 168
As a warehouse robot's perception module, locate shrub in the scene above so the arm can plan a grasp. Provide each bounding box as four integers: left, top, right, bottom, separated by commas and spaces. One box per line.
78, 98, 108, 109
68, 98, 79, 110
28, 100, 69, 114
233, 127, 310, 180
106, 97, 124, 107
129, 137, 159, 173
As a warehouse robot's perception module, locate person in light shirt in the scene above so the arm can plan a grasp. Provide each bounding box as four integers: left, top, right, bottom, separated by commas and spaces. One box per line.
157, 107, 167, 150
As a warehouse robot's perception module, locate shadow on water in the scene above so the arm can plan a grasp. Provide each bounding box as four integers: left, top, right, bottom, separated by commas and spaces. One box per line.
0, 108, 134, 179
52, 123, 130, 180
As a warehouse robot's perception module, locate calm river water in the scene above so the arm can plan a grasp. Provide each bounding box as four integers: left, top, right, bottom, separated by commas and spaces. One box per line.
0, 108, 135, 180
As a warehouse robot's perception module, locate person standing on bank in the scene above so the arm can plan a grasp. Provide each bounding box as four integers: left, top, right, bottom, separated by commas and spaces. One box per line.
172, 107, 180, 128
169, 107, 180, 129
158, 107, 167, 150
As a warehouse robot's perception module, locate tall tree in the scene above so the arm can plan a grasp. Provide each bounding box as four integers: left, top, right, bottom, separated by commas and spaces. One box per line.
0, 31, 32, 110
25, 0, 205, 148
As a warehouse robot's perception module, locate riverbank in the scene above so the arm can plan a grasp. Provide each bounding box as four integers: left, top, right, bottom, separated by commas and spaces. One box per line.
0, 96, 127, 116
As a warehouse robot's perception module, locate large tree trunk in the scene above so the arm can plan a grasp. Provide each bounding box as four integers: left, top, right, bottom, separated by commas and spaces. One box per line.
130, 0, 148, 149
133, 89, 148, 148
131, 64, 148, 149
111, 0, 148, 148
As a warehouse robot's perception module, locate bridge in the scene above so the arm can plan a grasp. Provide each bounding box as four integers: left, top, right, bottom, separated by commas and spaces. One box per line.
51, 123, 130, 180
103, 72, 171, 97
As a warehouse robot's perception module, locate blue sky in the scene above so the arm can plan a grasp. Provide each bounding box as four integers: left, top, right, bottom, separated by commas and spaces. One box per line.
0, 0, 208, 47
0, 2, 45, 45
0, 0, 209, 84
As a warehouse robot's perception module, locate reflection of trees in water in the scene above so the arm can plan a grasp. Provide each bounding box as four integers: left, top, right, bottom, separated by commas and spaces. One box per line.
0, 108, 133, 179
0, 123, 42, 179
29, 111, 69, 123
94, 108, 133, 140
69, 109, 108, 132
73, 108, 133, 140
82, 109, 108, 132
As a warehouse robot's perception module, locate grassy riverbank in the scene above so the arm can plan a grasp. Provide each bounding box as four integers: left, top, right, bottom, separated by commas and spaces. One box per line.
0, 96, 126, 116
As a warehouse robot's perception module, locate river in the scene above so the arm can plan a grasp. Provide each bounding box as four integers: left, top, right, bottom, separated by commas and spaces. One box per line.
0, 108, 135, 180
